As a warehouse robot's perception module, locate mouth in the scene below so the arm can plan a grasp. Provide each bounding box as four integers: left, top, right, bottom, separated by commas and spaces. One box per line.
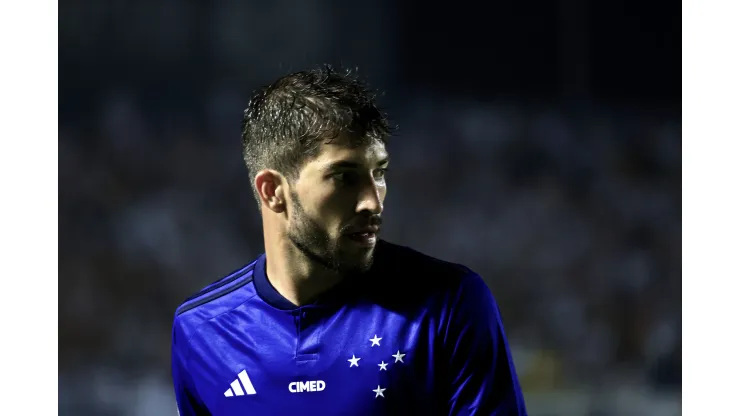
345, 230, 378, 247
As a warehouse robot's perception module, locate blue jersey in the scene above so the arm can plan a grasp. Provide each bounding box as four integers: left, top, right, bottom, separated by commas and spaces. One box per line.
171, 240, 527, 415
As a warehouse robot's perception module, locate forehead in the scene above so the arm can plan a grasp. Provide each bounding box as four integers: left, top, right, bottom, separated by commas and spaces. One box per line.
306, 138, 388, 169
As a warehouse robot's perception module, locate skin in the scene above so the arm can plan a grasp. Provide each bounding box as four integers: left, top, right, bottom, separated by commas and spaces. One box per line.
255, 135, 389, 307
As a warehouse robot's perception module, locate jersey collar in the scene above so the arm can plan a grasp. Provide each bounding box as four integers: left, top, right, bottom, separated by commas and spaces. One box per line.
252, 243, 387, 311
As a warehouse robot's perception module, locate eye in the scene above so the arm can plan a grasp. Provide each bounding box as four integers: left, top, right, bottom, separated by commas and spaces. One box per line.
374, 168, 389, 180
332, 171, 359, 186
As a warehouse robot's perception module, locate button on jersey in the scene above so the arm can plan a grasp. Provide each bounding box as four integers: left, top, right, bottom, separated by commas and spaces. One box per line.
172, 240, 527, 415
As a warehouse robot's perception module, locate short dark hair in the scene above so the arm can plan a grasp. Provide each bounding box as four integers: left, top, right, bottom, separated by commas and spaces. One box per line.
241, 65, 393, 206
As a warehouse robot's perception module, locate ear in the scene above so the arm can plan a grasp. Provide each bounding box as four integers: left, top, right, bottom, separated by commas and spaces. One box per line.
255, 170, 287, 213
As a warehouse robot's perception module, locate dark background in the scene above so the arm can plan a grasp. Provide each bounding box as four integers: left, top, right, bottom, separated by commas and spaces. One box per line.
59, 1, 681, 415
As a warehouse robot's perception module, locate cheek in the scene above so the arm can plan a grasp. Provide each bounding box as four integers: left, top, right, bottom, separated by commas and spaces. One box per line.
310, 194, 347, 227
323, 197, 367, 236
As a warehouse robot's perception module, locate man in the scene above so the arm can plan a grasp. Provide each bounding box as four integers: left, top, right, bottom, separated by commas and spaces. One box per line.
171, 66, 527, 415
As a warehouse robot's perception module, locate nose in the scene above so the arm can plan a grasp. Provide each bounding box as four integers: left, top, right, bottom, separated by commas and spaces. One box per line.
356, 182, 383, 215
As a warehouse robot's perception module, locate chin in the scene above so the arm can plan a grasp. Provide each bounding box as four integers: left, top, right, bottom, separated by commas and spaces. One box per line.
335, 250, 375, 275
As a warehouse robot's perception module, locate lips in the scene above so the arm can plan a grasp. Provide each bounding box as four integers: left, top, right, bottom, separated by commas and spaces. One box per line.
345, 226, 380, 235
343, 217, 382, 243
344, 225, 380, 248
345, 229, 378, 247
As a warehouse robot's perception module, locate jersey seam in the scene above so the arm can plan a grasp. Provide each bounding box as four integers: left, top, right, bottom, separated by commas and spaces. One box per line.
176, 263, 256, 315
184, 290, 260, 364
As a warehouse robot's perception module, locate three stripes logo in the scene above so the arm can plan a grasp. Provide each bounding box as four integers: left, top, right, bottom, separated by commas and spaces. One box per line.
224, 370, 257, 397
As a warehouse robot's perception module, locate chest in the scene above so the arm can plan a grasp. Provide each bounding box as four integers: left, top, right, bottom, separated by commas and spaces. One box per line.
187, 304, 444, 415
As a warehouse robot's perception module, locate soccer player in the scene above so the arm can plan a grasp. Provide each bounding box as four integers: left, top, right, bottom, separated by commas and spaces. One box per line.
171, 66, 528, 415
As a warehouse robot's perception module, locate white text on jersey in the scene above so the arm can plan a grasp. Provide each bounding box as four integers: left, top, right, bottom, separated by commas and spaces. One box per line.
289, 380, 326, 393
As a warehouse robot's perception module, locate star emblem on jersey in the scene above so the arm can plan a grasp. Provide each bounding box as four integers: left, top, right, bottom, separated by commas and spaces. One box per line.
369, 334, 382, 346
345, 334, 408, 400
348, 354, 361, 367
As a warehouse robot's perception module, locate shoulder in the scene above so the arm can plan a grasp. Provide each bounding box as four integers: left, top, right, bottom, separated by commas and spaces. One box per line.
376, 240, 471, 275
371, 240, 492, 304
172, 257, 261, 341
376, 242, 506, 334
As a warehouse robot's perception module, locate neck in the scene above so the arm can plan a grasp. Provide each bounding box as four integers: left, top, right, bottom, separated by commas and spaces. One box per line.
263, 228, 342, 307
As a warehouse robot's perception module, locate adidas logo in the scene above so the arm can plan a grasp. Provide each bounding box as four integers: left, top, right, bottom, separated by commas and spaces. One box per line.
224, 370, 257, 397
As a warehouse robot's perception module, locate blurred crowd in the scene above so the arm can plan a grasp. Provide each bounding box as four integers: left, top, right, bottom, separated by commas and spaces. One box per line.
59, 88, 680, 415
59, 1, 680, 414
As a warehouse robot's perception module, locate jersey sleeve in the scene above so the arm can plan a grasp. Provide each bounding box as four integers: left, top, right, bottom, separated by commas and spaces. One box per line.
171, 316, 211, 415
442, 272, 527, 415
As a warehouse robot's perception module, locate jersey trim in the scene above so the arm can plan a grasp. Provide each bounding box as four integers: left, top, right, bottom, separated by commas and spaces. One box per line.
176, 262, 257, 316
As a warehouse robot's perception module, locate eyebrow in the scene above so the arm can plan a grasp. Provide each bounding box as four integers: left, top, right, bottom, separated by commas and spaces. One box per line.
325, 159, 389, 171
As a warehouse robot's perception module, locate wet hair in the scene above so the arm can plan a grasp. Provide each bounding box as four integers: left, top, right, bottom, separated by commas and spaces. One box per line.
241, 65, 392, 206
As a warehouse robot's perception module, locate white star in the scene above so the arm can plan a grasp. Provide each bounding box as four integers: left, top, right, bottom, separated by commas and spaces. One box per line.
392, 350, 405, 363
369, 334, 382, 347
373, 385, 386, 398
348, 354, 361, 367
378, 361, 388, 371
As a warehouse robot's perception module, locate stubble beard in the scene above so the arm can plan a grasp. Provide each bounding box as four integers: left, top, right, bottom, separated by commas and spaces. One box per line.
286, 193, 375, 277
